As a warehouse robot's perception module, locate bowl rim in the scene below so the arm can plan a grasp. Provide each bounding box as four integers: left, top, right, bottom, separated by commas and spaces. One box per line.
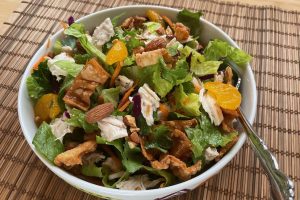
18, 4, 257, 197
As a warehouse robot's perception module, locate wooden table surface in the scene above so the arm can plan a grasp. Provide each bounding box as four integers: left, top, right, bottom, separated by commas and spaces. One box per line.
0, 0, 299, 27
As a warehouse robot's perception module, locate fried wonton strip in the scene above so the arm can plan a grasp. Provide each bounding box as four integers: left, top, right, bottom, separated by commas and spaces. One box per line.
54, 140, 97, 167
63, 58, 110, 111
169, 129, 192, 161
161, 119, 198, 131
151, 155, 201, 180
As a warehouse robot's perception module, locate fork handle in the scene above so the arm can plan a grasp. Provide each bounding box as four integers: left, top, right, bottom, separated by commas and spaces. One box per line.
237, 108, 294, 200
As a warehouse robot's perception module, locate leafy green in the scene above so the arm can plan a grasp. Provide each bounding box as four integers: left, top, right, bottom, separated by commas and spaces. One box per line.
152, 68, 174, 98
168, 112, 191, 120
111, 13, 125, 27
96, 136, 123, 153
67, 108, 98, 133
144, 125, 173, 153
26, 76, 46, 101
61, 36, 77, 49
122, 142, 145, 173
32, 122, 64, 163
144, 22, 161, 33
81, 164, 103, 178
123, 56, 135, 66
191, 60, 222, 76
174, 84, 201, 117
127, 37, 144, 54
204, 39, 252, 65
182, 81, 195, 94
57, 75, 74, 110
31, 60, 57, 92
52, 60, 83, 77
177, 8, 203, 36
53, 40, 62, 55
166, 43, 180, 56
185, 113, 238, 160
101, 87, 120, 107
143, 166, 175, 187
64, 23, 107, 67
74, 53, 92, 64
102, 168, 129, 188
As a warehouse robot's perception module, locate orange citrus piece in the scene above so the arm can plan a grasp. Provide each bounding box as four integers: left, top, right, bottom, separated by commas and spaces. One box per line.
34, 93, 61, 123
204, 82, 242, 110
106, 40, 128, 65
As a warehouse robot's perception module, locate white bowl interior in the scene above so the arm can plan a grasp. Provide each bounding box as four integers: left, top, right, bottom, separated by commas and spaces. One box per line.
18, 5, 257, 200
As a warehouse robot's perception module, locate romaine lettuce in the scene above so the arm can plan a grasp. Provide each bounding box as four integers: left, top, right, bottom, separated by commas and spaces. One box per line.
101, 87, 121, 107
177, 9, 203, 36
174, 84, 201, 117
204, 39, 252, 65
32, 122, 64, 163
67, 108, 98, 133
26, 76, 46, 101
185, 113, 238, 160
81, 164, 103, 178
52, 60, 83, 77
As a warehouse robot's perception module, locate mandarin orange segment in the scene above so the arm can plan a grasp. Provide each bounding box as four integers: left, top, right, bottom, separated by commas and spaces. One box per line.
106, 40, 128, 65
204, 82, 241, 110
34, 93, 61, 123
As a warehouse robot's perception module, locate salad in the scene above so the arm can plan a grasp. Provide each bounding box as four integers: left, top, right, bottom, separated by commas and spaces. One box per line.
26, 9, 251, 190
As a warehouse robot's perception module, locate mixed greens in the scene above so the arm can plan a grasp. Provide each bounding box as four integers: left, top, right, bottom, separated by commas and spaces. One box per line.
27, 9, 251, 190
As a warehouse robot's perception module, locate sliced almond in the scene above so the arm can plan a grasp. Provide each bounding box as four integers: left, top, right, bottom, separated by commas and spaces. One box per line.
85, 103, 114, 123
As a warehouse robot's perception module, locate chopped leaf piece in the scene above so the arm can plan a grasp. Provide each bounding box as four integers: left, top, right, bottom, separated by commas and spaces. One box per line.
177, 9, 203, 36
32, 122, 64, 163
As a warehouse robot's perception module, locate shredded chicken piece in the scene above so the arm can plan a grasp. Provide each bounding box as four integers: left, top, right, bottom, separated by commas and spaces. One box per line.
115, 75, 134, 94
224, 66, 233, 85
151, 155, 201, 180
174, 23, 190, 42
54, 140, 97, 167
205, 147, 219, 161
199, 89, 224, 126
116, 175, 163, 190
97, 116, 128, 142
92, 18, 114, 48
161, 119, 198, 131
215, 136, 239, 161
63, 61, 110, 111
169, 129, 192, 161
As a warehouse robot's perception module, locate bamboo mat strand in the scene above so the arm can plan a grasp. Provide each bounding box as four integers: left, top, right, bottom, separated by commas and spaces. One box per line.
0, 0, 299, 199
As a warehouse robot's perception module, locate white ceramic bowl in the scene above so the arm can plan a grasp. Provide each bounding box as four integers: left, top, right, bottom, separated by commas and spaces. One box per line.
18, 5, 257, 200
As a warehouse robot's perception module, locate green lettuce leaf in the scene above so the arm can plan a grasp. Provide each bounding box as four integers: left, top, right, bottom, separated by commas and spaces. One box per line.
144, 22, 161, 33
32, 122, 64, 163
204, 39, 252, 65
64, 23, 107, 67
111, 13, 125, 27
74, 53, 92, 64
174, 84, 201, 117
53, 40, 62, 55
67, 108, 98, 133
52, 60, 83, 77
121, 142, 145, 173
144, 125, 173, 153
81, 164, 103, 178
101, 87, 120, 107
26, 76, 46, 102
152, 68, 174, 98
191, 60, 222, 76
96, 136, 123, 153
185, 113, 238, 160
177, 9, 203, 36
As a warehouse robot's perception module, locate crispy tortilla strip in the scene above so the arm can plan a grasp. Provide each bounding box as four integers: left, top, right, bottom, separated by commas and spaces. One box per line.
215, 136, 239, 161
221, 108, 239, 133
151, 155, 201, 180
169, 129, 192, 161
54, 140, 97, 167
63, 59, 110, 111
161, 119, 198, 131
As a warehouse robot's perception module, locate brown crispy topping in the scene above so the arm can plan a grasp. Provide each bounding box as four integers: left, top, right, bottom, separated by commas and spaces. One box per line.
63, 59, 110, 111
121, 16, 146, 29
169, 129, 192, 161
140, 139, 155, 161
144, 38, 167, 52
162, 15, 175, 30
129, 132, 141, 144
156, 26, 166, 35
224, 66, 233, 85
161, 119, 198, 131
174, 23, 190, 42
221, 108, 239, 133
123, 115, 137, 128
151, 155, 201, 180
54, 140, 97, 167
85, 103, 114, 123
132, 46, 145, 54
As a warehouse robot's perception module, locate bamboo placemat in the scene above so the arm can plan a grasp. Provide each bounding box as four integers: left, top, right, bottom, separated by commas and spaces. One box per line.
0, 0, 299, 199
